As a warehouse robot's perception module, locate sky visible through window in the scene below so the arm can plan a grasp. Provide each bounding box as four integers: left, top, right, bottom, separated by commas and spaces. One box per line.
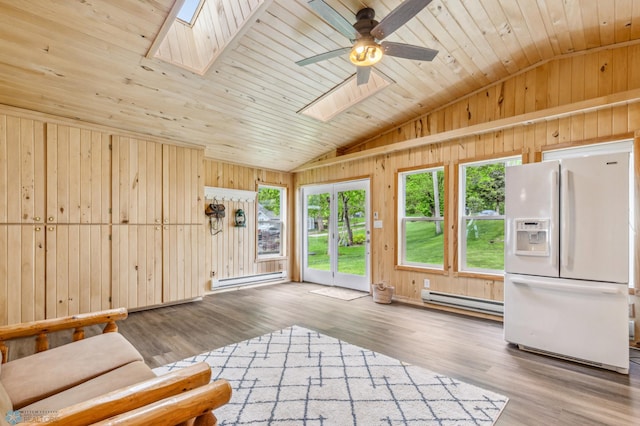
177, 0, 201, 23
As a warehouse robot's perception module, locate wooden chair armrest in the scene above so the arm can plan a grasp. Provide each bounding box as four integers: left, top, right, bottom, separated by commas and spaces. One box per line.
89, 379, 232, 426
0, 308, 127, 341
19, 362, 213, 426
0, 308, 128, 362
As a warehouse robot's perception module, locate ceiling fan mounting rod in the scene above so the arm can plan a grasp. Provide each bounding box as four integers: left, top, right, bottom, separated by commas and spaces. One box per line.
353, 7, 378, 39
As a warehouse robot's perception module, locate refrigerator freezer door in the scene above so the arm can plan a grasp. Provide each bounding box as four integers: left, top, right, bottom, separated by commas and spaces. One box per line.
505, 161, 560, 277
504, 273, 629, 373
560, 153, 629, 283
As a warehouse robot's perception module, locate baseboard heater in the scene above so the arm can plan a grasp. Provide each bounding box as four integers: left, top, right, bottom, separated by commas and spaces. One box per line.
421, 290, 504, 316
212, 271, 286, 289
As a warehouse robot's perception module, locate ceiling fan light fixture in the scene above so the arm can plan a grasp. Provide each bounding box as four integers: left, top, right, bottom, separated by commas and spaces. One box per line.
349, 38, 383, 66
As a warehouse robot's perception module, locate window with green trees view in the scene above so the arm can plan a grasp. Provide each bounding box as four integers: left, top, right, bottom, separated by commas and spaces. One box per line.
398, 167, 445, 269
458, 156, 521, 274
257, 185, 286, 257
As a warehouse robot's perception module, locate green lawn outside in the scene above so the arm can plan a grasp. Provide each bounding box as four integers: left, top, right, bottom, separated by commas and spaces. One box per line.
404, 221, 444, 265
307, 219, 505, 275
307, 228, 366, 275
464, 219, 504, 270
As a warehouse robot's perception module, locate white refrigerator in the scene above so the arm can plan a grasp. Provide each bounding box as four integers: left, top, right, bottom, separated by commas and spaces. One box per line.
504, 152, 630, 374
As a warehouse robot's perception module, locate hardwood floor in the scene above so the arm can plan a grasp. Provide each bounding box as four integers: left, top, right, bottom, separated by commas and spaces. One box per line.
112, 282, 640, 425
11, 282, 636, 425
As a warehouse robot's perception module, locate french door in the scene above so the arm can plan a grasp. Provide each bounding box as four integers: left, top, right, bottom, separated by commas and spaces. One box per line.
302, 179, 370, 291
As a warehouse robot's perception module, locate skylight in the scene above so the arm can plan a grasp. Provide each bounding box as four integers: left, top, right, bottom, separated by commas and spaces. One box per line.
298, 70, 393, 122
176, 0, 202, 24
150, 0, 268, 75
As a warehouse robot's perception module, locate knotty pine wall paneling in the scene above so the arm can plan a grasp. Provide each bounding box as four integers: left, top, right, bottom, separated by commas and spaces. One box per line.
112, 136, 163, 225
44, 124, 112, 319
112, 142, 205, 310
203, 159, 292, 284
162, 224, 205, 303
0, 115, 46, 324
111, 224, 163, 310
0, 115, 46, 224
45, 125, 111, 224
162, 145, 204, 225
0, 107, 208, 324
295, 44, 640, 311
45, 224, 110, 319
161, 145, 205, 303
0, 225, 45, 325
111, 137, 164, 311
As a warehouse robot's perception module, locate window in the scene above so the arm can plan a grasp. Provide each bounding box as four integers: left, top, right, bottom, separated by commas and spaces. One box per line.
257, 185, 286, 258
398, 167, 445, 269
459, 156, 521, 274
176, 0, 203, 24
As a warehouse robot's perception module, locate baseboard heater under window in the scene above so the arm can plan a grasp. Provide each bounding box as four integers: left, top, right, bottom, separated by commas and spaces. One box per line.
421, 290, 504, 316
212, 271, 286, 289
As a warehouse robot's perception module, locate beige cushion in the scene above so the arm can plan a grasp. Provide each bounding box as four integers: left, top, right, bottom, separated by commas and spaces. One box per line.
23, 360, 155, 412
0, 333, 143, 409
0, 353, 8, 426
0, 382, 12, 426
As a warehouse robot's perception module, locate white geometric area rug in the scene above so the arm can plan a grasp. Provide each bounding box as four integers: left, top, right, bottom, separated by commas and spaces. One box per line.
154, 326, 508, 425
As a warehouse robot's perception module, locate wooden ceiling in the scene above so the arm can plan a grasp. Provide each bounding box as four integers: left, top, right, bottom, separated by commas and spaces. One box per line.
0, 0, 638, 171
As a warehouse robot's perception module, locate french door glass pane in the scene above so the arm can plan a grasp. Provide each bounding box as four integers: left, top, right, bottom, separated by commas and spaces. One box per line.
306, 192, 331, 271
336, 189, 366, 276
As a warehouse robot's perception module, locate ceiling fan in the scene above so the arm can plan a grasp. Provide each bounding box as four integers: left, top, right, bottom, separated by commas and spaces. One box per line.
296, 0, 438, 85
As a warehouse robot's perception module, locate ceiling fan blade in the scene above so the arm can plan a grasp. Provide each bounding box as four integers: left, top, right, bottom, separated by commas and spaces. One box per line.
295, 47, 351, 66
371, 0, 433, 40
381, 41, 438, 61
356, 66, 372, 85
308, 0, 357, 41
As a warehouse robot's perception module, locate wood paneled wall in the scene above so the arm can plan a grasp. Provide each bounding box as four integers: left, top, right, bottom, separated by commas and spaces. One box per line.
0, 103, 294, 324
295, 44, 640, 309
0, 107, 207, 325
343, 44, 640, 153
46, 125, 111, 224
0, 116, 46, 224
203, 160, 292, 283
112, 136, 163, 225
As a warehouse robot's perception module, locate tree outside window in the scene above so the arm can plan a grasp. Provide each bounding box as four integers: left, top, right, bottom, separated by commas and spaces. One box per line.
398, 167, 445, 269
257, 185, 286, 257
459, 157, 521, 274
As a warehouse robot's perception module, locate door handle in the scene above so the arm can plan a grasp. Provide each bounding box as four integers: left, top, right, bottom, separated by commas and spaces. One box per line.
560, 169, 570, 270
511, 277, 623, 295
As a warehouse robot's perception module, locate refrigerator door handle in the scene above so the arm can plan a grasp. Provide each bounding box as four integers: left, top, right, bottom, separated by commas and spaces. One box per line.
551, 170, 559, 206
551, 169, 559, 269
560, 168, 570, 270
511, 276, 624, 295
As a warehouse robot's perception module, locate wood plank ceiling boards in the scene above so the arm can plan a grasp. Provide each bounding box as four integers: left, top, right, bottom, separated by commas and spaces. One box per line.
0, 1, 637, 171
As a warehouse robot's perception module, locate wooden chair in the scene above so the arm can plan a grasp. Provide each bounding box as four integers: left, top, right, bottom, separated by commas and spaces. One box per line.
0, 309, 231, 426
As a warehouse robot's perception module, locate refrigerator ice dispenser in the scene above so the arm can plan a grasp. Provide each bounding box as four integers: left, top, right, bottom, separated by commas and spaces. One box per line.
515, 219, 550, 256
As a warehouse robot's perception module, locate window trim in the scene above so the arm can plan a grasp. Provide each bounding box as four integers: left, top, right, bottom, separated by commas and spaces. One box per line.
256, 183, 287, 260
456, 153, 523, 277
396, 164, 448, 273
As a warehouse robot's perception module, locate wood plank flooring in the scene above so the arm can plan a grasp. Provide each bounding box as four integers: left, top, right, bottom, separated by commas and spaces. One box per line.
114, 282, 640, 425
8, 282, 639, 425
